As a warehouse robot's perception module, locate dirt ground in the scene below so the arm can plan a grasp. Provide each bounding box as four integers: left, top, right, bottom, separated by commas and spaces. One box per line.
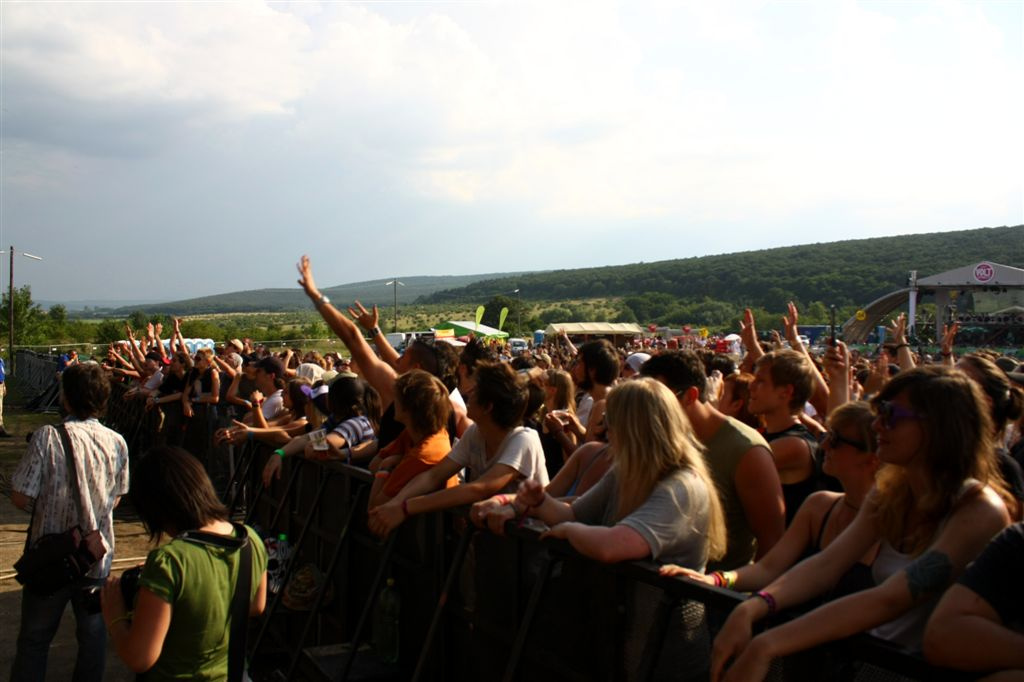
0, 398, 153, 680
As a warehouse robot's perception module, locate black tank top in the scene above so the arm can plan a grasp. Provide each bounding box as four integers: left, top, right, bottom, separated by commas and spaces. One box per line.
765, 423, 820, 526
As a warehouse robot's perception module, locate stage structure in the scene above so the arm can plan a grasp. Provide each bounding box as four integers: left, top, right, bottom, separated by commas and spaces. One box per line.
843, 261, 1024, 345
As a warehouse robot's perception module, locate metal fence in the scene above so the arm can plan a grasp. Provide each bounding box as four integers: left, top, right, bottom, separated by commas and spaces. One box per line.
232, 447, 973, 682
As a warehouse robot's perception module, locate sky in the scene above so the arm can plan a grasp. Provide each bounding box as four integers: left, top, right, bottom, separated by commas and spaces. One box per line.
1, 0, 1022, 304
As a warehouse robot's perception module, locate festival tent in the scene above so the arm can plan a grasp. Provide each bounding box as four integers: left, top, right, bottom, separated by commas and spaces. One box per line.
434, 321, 509, 340
543, 322, 645, 347
543, 322, 645, 337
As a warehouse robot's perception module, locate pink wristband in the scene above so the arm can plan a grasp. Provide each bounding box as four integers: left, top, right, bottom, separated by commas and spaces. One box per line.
754, 590, 777, 615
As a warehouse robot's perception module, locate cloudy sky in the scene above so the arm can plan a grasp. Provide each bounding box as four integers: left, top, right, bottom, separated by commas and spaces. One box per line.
1, 0, 1021, 304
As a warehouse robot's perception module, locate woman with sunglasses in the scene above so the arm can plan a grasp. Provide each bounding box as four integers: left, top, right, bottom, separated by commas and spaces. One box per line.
660, 401, 878, 599
711, 365, 1012, 682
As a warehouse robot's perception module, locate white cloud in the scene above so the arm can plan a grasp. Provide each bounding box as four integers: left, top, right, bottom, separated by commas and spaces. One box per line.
1, 0, 1021, 300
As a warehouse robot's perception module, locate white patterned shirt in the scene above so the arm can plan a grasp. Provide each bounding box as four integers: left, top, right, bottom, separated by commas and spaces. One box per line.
12, 418, 130, 578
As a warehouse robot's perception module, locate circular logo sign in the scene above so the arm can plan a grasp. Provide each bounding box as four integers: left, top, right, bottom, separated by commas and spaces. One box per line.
856, 310, 866, 321
973, 262, 995, 283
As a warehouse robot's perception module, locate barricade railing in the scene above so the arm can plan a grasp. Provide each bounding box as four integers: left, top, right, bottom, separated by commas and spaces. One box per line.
239, 447, 975, 682
13, 350, 61, 411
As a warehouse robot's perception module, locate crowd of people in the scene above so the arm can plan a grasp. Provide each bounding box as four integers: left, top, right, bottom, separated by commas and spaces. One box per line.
8, 254, 1024, 680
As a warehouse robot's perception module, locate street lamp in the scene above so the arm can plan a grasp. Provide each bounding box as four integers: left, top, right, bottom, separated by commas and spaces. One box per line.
514, 288, 521, 336
1, 247, 44, 375
385, 278, 405, 333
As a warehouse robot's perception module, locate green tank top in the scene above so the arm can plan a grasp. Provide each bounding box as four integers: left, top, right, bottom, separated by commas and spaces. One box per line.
704, 417, 770, 571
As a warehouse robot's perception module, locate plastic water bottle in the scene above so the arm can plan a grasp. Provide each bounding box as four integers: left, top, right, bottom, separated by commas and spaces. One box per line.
264, 536, 280, 593
373, 578, 400, 664
273, 533, 291, 593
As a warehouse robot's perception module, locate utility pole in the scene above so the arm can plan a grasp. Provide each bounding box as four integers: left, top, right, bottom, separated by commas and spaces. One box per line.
514, 288, 521, 336
2, 247, 44, 376
385, 278, 405, 333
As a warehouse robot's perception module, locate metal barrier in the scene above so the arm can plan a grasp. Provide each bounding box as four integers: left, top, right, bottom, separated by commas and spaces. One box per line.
239, 447, 974, 682
13, 350, 61, 411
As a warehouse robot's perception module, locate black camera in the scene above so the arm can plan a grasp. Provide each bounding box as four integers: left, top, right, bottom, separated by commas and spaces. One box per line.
81, 565, 144, 616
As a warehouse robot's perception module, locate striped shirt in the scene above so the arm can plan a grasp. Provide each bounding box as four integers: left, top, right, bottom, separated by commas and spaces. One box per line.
12, 418, 130, 578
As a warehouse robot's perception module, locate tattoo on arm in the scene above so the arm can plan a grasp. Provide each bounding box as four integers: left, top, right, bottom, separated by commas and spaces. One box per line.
904, 550, 953, 601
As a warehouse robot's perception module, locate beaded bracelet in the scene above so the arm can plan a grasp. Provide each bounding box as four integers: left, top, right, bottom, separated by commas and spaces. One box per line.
754, 590, 777, 615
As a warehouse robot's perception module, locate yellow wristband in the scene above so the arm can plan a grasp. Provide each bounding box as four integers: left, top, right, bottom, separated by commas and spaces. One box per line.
109, 613, 132, 629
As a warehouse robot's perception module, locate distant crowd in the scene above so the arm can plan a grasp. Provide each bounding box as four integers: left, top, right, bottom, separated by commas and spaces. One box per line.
10, 254, 1024, 681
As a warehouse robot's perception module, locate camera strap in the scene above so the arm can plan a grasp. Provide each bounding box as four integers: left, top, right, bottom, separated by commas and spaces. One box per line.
179, 522, 252, 682
22, 423, 88, 554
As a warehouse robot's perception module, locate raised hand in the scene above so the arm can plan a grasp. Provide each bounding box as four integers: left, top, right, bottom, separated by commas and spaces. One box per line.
941, 321, 959, 358
739, 309, 758, 350
347, 301, 379, 332
822, 340, 849, 382
296, 255, 318, 296
886, 313, 907, 345
782, 301, 800, 348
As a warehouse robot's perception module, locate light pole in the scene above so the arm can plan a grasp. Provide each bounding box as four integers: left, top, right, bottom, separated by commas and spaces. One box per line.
514, 288, 521, 336
385, 278, 404, 333
1, 247, 44, 375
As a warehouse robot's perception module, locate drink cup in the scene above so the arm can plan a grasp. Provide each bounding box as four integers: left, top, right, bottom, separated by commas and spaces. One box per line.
309, 428, 329, 451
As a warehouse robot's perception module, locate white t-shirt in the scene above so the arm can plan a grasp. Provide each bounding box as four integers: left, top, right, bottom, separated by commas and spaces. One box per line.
261, 390, 286, 420
576, 393, 594, 428
143, 369, 164, 392
447, 425, 548, 493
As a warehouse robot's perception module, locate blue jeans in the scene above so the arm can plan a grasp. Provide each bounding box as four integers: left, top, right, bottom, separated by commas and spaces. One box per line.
10, 577, 107, 682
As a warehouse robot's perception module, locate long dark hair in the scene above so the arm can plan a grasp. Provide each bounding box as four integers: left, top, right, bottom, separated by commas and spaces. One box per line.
132, 446, 228, 541
328, 375, 382, 433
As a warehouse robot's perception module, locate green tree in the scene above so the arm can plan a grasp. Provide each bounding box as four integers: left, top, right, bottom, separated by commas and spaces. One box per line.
0, 285, 47, 345
128, 310, 149, 331
48, 304, 68, 326
481, 295, 527, 335
94, 319, 125, 344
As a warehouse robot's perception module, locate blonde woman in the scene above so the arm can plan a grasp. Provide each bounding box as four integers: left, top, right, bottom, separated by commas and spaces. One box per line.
491, 377, 726, 680
539, 369, 579, 476
508, 376, 725, 568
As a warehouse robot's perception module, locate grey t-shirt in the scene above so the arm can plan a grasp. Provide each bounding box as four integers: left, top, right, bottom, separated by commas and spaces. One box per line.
571, 466, 712, 569
447, 425, 549, 493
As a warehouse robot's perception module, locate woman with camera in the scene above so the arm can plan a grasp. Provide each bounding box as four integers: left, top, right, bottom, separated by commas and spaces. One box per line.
101, 446, 268, 680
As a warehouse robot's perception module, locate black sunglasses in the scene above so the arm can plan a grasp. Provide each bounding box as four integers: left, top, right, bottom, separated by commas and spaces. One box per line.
873, 400, 924, 429
822, 429, 868, 452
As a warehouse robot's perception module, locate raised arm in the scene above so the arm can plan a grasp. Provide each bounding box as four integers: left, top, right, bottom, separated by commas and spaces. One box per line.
297, 256, 397, 406
782, 302, 829, 415
739, 309, 764, 373
173, 319, 193, 370
348, 301, 401, 369
823, 341, 851, 415
939, 321, 959, 368
886, 313, 915, 372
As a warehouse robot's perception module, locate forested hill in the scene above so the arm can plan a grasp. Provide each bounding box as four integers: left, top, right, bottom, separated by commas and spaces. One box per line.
101, 272, 524, 316
418, 226, 1023, 309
